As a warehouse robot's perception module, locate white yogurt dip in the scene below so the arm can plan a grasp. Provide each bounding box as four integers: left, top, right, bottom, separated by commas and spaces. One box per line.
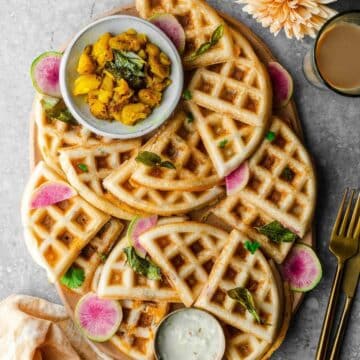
154, 308, 225, 360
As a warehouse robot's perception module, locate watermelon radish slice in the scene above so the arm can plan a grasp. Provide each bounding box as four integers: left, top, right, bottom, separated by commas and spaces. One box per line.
30, 181, 76, 209
150, 14, 186, 54
282, 244, 322, 292
127, 215, 158, 258
225, 162, 250, 196
268, 62, 293, 108
31, 51, 62, 97
75, 293, 122, 342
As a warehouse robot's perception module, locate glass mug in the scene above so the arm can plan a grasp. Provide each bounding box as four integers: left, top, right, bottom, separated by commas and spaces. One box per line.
303, 10, 360, 97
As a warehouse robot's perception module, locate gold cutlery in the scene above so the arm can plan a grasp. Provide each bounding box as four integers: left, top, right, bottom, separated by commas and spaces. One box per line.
316, 189, 359, 360
329, 192, 360, 360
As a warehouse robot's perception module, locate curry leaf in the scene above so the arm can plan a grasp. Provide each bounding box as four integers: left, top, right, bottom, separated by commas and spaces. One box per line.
124, 246, 162, 280
218, 139, 228, 148
244, 240, 260, 254
265, 131, 276, 142
41, 98, 77, 125
211, 24, 224, 45
160, 161, 176, 169
255, 221, 297, 243
136, 151, 162, 167
227, 287, 261, 323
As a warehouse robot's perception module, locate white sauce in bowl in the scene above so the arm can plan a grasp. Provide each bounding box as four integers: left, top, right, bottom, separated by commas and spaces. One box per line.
154, 308, 225, 360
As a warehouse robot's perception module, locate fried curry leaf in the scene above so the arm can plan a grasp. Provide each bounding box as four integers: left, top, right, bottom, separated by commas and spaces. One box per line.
255, 221, 297, 243
244, 240, 261, 254
60, 266, 85, 289
41, 97, 77, 125
135, 151, 175, 169
227, 287, 261, 323
160, 161, 176, 169
124, 246, 162, 280
105, 50, 146, 89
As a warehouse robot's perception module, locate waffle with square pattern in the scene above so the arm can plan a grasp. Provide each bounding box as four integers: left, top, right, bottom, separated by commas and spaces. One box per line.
97, 236, 180, 302
136, 0, 234, 69
21, 161, 110, 282
138, 221, 229, 307
212, 195, 293, 263
130, 110, 221, 191
104, 158, 224, 216
195, 229, 281, 342
188, 29, 272, 129
235, 116, 316, 237
110, 300, 168, 360
34, 96, 115, 170
225, 324, 270, 360
69, 219, 123, 295
59, 141, 142, 220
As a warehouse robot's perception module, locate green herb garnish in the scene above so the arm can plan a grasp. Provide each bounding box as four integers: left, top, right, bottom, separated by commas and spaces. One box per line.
60, 266, 85, 289
244, 240, 260, 254
281, 166, 295, 181
98, 252, 107, 263
41, 97, 77, 125
255, 221, 297, 243
182, 89, 192, 100
218, 139, 228, 148
124, 246, 162, 280
188, 25, 224, 61
265, 131, 276, 142
77, 163, 88, 172
105, 50, 146, 90
227, 287, 261, 323
135, 151, 176, 169
186, 112, 194, 123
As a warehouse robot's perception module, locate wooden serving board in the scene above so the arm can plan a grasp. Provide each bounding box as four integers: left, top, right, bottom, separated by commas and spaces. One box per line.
29, 4, 315, 359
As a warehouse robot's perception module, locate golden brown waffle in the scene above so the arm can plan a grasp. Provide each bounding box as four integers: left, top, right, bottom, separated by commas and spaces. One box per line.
188, 30, 272, 126
70, 219, 123, 295
110, 300, 168, 360
34, 96, 114, 169
195, 229, 281, 342
59, 141, 141, 220
136, 0, 234, 69
138, 221, 229, 307
104, 159, 224, 216
212, 195, 293, 264
130, 110, 221, 191
97, 237, 180, 302
225, 324, 270, 360
237, 117, 316, 237
21, 161, 110, 282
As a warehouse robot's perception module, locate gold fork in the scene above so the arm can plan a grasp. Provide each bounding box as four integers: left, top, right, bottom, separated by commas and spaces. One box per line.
315, 189, 359, 360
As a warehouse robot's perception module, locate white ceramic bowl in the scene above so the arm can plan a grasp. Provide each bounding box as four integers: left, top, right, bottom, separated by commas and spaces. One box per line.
60, 15, 183, 139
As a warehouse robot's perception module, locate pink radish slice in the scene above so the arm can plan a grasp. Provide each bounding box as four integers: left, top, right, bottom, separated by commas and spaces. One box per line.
268, 62, 294, 108
75, 293, 122, 342
31, 51, 62, 97
282, 244, 322, 292
127, 215, 158, 258
225, 162, 250, 196
30, 181, 76, 209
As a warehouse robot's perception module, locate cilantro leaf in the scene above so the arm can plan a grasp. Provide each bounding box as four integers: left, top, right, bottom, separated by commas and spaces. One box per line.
255, 221, 297, 243
124, 246, 162, 280
245, 240, 260, 254
60, 266, 85, 289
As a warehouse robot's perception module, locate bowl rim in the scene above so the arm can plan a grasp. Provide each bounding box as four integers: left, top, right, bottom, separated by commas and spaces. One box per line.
59, 14, 184, 139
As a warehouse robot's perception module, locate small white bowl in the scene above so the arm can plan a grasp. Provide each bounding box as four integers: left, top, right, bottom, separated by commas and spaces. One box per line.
60, 15, 183, 139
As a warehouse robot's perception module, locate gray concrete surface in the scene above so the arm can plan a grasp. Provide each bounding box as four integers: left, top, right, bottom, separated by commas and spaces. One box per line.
0, 0, 359, 358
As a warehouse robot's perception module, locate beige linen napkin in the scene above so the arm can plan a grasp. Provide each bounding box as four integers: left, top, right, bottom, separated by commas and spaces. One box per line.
0, 295, 111, 360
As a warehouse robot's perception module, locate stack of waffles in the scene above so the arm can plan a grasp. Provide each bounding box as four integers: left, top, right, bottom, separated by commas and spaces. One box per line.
21, 0, 317, 359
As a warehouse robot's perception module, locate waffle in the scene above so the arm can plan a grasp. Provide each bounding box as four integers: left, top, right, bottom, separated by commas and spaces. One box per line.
138, 221, 229, 307
189, 29, 271, 126
195, 229, 281, 342
34, 96, 114, 169
110, 300, 168, 360
70, 219, 123, 295
212, 195, 293, 263
104, 159, 224, 216
130, 110, 221, 191
21, 161, 110, 282
225, 325, 270, 360
136, 0, 234, 69
236, 116, 316, 237
97, 237, 180, 302
59, 141, 141, 220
